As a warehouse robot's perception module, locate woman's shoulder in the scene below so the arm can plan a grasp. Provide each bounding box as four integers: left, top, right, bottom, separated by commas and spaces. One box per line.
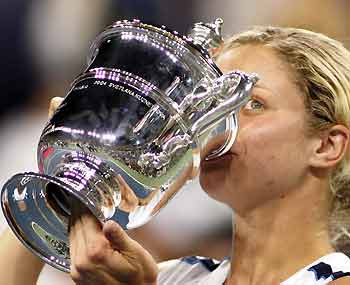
281, 252, 350, 285
157, 256, 230, 285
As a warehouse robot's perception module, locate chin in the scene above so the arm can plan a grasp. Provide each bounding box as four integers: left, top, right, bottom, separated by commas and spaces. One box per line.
199, 171, 254, 214
199, 169, 228, 203
199, 154, 231, 185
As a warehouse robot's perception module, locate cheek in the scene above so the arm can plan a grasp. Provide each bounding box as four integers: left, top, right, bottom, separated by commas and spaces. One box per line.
227, 116, 309, 208
237, 113, 308, 164
244, 122, 307, 174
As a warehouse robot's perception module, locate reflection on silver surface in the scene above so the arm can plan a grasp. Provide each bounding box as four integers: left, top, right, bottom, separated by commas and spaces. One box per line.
1, 19, 258, 272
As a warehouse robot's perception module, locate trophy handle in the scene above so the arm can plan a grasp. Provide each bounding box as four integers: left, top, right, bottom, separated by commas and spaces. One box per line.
187, 18, 224, 52
187, 70, 258, 159
137, 71, 259, 170
190, 71, 259, 136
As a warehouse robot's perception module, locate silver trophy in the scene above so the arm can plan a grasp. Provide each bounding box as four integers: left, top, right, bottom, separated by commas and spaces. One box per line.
1, 19, 258, 271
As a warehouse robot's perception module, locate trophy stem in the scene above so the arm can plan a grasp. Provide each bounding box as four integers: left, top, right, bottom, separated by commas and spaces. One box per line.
49, 151, 120, 222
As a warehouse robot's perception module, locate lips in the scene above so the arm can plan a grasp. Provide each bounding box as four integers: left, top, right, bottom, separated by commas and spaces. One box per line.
201, 136, 225, 159
200, 131, 237, 162
204, 151, 235, 162
200, 152, 235, 170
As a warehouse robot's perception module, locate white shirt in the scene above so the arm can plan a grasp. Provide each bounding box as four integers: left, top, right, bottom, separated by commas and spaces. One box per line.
158, 253, 350, 285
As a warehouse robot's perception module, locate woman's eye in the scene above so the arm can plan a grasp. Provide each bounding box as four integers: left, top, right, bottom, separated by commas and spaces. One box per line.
244, 99, 264, 111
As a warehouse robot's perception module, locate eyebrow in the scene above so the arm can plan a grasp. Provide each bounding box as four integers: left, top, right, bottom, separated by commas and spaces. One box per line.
253, 83, 277, 96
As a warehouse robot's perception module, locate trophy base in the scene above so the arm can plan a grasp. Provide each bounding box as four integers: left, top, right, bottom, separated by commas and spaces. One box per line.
1, 173, 81, 271
1, 154, 118, 272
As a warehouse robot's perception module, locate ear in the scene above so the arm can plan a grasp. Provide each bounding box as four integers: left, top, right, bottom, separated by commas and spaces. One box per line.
309, 125, 350, 169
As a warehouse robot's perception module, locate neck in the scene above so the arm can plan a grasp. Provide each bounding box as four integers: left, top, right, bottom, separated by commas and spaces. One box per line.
227, 176, 334, 285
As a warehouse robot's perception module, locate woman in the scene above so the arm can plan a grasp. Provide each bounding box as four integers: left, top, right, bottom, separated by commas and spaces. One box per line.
1, 26, 350, 285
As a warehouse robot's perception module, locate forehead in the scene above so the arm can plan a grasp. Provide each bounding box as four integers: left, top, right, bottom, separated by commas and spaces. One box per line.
216, 45, 288, 77
215, 45, 298, 92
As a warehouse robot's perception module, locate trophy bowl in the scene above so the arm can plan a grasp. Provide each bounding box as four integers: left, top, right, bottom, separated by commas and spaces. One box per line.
1, 19, 258, 271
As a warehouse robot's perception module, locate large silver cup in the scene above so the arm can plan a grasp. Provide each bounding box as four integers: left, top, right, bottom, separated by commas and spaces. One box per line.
1, 19, 258, 271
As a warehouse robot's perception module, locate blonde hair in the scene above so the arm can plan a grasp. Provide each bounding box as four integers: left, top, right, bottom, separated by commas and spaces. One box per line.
218, 26, 350, 253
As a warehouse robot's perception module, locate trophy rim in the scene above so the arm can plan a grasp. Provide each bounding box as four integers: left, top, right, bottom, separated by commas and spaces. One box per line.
86, 19, 222, 76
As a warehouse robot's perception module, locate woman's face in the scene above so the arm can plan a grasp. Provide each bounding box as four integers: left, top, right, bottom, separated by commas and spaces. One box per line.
199, 44, 315, 215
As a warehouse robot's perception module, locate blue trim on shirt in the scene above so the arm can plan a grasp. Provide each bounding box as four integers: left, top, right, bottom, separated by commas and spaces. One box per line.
307, 261, 350, 281
181, 256, 221, 272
